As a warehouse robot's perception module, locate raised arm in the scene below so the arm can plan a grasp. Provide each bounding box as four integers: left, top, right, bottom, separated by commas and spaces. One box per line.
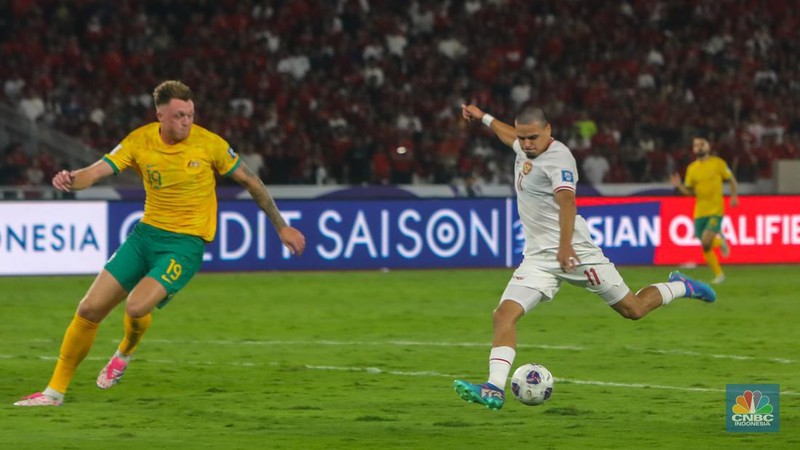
52, 159, 115, 192
230, 161, 306, 255
461, 104, 517, 148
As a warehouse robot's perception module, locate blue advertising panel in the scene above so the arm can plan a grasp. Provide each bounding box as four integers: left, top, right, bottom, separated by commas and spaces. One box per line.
107, 199, 510, 271
107, 198, 661, 272
508, 201, 660, 267
7, 196, 793, 275
580, 201, 661, 265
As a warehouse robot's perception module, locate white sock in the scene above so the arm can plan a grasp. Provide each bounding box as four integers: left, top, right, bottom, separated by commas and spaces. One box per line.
114, 349, 132, 363
652, 281, 687, 305
43, 386, 64, 401
487, 346, 516, 390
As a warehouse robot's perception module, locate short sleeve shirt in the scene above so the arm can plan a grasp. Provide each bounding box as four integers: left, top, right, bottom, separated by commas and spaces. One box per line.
684, 156, 732, 217
103, 123, 240, 242
513, 139, 598, 258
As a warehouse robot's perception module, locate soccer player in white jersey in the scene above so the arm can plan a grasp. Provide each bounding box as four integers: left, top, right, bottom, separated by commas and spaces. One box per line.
453, 104, 717, 410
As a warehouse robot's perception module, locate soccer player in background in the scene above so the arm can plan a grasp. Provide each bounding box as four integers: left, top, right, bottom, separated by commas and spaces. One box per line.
670, 137, 738, 284
453, 104, 717, 411
14, 81, 306, 406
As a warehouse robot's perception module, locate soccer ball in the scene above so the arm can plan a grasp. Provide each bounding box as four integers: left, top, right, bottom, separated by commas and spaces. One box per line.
510, 363, 554, 406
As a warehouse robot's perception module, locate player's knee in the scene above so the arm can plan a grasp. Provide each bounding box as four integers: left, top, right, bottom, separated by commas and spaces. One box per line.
624, 308, 647, 320
700, 236, 715, 251
493, 301, 524, 327
125, 303, 152, 319
76, 299, 105, 323
615, 303, 646, 320
491, 308, 508, 327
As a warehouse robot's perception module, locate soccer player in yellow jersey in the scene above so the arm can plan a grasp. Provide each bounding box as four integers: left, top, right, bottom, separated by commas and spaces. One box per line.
671, 137, 738, 284
15, 81, 306, 406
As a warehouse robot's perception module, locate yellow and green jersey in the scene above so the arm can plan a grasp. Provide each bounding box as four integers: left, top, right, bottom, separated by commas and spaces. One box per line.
103, 122, 240, 242
684, 155, 732, 218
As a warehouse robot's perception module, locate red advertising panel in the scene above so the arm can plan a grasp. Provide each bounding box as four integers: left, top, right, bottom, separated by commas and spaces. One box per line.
654, 195, 800, 265
576, 195, 800, 265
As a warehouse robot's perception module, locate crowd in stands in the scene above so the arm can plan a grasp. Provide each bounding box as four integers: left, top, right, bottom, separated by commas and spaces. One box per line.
0, 141, 60, 188
1, 0, 798, 190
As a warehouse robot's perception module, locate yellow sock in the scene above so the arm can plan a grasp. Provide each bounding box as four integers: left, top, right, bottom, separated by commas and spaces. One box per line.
48, 314, 99, 393
712, 235, 723, 249
704, 250, 723, 277
118, 312, 152, 355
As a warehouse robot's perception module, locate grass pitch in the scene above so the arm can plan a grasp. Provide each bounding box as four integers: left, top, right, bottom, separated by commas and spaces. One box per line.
1, 265, 797, 449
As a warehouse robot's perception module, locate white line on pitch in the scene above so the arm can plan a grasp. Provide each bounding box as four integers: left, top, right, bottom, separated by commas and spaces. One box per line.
19, 338, 585, 352
629, 347, 795, 364
149, 339, 586, 351
306, 364, 799, 396
8, 355, 796, 396
142, 339, 800, 364
13, 338, 794, 364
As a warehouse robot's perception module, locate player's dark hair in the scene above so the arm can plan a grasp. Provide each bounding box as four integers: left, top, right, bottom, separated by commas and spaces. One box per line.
153, 80, 193, 107
516, 105, 549, 126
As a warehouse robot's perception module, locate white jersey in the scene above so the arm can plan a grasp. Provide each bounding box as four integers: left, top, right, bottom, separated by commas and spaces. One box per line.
513, 138, 599, 259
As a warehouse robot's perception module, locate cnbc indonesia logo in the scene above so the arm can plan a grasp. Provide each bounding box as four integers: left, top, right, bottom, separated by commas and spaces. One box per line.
727, 385, 779, 432
732, 390, 773, 423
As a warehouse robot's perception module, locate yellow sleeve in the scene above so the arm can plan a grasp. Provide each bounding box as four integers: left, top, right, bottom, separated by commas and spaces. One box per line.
212, 137, 240, 176
103, 136, 136, 174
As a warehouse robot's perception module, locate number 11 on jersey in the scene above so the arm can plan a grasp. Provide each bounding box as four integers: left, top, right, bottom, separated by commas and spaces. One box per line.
584, 268, 601, 286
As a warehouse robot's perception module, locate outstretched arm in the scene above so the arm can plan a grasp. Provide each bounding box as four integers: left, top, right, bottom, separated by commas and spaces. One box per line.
461, 104, 517, 148
669, 173, 694, 196
52, 159, 115, 192
230, 161, 306, 255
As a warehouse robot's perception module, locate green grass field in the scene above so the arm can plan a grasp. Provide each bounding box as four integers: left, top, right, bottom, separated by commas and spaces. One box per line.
1, 265, 797, 449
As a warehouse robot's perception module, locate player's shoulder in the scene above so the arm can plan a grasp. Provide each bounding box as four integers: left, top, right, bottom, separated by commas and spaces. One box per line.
125, 122, 160, 142
188, 124, 229, 148
549, 139, 570, 152
543, 140, 575, 162
189, 123, 224, 141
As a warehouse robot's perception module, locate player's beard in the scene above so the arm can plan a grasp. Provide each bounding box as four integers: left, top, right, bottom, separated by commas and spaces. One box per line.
696, 151, 709, 158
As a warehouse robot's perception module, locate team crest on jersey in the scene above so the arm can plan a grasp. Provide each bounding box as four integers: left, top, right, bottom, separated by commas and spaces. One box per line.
187, 159, 201, 168
227, 147, 237, 159
561, 170, 574, 182
522, 161, 533, 174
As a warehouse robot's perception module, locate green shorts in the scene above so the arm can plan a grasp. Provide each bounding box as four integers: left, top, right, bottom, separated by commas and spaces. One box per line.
694, 215, 723, 240
105, 222, 205, 308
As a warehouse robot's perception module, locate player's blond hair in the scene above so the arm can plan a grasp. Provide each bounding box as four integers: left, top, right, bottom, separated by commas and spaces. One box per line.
153, 80, 194, 107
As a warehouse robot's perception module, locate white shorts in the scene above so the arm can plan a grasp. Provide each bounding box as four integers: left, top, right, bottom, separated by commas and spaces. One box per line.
500, 250, 630, 312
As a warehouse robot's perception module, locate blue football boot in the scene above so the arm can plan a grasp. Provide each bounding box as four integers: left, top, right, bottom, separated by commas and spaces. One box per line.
453, 380, 504, 410
669, 271, 717, 303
